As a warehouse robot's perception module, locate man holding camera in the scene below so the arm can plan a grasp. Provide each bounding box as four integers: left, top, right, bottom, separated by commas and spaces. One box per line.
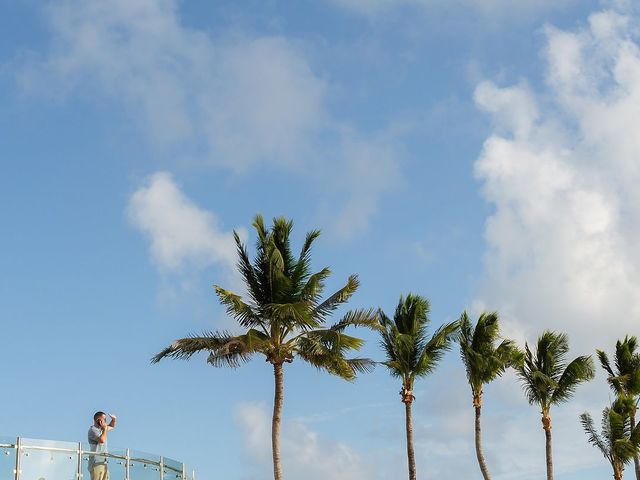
87, 411, 117, 480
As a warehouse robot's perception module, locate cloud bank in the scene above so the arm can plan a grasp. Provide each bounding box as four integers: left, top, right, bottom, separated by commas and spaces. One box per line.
474, 6, 640, 350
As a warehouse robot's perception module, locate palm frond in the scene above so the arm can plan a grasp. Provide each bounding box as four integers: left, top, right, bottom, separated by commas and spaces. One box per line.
271, 217, 296, 277
296, 333, 373, 380
312, 275, 360, 319
495, 339, 524, 369
300, 268, 331, 302
331, 308, 379, 332
414, 320, 460, 378
470, 312, 500, 353
458, 311, 472, 346
552, 355, 595, 404
630, 417, 640, 447
393, 293, 430, 336
207, 347, 253, 368
381, 359, 405, 378
291, 230, 322, 290
598, 349, 615, 378
265, 301, 320, 330
299, 329, 365, 353
151, 331, 246, 363
214, 286, 262, 329
345, 357, 377, 374
580, 411, 610, 458
378, 310, 401, 369
600, 336, 640, 398
205, 329, 272, 368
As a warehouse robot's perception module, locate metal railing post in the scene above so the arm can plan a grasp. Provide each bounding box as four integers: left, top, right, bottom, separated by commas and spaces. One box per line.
125, 448, 130, 480
14, 437, 21, 480
77, 442, 83, 480
181, 463, 186, 480
159, 456, 164, 480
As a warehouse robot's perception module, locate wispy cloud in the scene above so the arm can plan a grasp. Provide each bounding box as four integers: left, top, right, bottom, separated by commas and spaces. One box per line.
234, 402, 374, 480
19, 1, 326, 172
18, 0, 401, 239
322, 131, 403, 240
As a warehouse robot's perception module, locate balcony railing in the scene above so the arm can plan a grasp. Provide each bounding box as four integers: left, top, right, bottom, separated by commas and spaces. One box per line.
0, 436, 192, 480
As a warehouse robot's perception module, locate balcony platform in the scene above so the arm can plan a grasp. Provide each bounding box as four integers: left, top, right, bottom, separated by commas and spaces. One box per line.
0, 436, 192, 480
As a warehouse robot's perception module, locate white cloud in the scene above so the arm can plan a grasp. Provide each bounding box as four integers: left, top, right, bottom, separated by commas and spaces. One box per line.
474, 6, 640, 347
234, 402, 373, 480
127, 171, 238, 274
19, 0, 400, 238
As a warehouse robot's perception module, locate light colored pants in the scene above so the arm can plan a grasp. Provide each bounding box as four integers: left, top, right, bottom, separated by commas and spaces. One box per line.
90, 464, 109, 480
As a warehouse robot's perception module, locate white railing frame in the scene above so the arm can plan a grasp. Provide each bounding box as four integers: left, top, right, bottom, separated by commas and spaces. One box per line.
1, 437, 188, 480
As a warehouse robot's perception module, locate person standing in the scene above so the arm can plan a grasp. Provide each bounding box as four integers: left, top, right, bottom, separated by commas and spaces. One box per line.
88, 411, 117, 480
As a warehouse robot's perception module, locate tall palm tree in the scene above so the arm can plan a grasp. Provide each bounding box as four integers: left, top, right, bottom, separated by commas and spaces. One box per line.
597, 336, 640, 480
378, 294, 460, 480
152, 215, 376, 480
458, 311, 523, 480
517, 330, 595, 480
580, 397, 640, 480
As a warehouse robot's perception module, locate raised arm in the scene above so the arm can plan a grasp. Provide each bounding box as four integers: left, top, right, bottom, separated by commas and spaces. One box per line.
108, 413, 117, 430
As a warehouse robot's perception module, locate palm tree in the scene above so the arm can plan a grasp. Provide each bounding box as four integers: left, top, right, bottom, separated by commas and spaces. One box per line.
458, 311, 523, 480
378, 294, 460, 480
152, 215, 376, 480
580, 397, 640, 480
517, 330, 595, 480
597, 336, 640, 480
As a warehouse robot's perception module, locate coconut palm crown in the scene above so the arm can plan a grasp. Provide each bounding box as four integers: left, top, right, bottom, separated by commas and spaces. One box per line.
379, 294, 460, 401
378, 294, 460, 480
597, 336, 640, 480
459, 311, 523, 406
517, 330, 595, 480
580, 397, 640, 480
459, 311, 523, 480
152, 215, 376, 480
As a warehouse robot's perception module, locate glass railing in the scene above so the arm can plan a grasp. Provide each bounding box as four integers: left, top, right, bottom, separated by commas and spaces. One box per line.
0, 436, 191, 480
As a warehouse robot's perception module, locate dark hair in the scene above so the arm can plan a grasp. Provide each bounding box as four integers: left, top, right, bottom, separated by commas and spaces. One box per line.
93, 411, 106, 421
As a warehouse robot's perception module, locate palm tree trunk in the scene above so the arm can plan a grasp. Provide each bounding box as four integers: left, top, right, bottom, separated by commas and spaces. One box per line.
631, 409, 640, 480
542, 414, 553, 480
272, 362, 284, 480
474, 396, 491, 480
405, 399, 417, 480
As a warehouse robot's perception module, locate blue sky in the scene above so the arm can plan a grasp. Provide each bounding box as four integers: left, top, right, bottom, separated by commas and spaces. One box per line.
2, 0, 640, 479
